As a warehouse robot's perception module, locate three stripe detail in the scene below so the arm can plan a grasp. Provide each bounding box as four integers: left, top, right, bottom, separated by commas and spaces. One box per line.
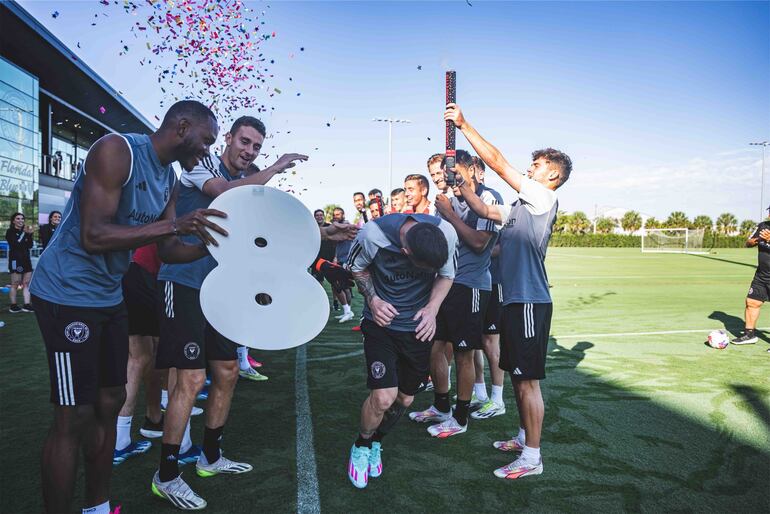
54, 352, 76, 405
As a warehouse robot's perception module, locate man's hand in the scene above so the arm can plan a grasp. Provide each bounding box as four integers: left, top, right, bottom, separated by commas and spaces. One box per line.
434, 194, 454, 218
456, 179, 474, 199
23, 225, 34, 234
330, 222, 358, 241
271, 153, 309, 173
175, 208, 228, 246
444, 103, 466, 130
413, 304, 438, 342
759, 229, 770, 242
370, 296, 399, 327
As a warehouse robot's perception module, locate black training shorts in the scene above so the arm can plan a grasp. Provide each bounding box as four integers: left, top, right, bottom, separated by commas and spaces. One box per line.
499, 302, 553, 381
747, 275, 770, 303
32, 294, 128, 406
483, 284, 503, 335
361, 318, 432, 396
435, 283, 490, 351
122, 262, 159, 337
156, 281, 238, 370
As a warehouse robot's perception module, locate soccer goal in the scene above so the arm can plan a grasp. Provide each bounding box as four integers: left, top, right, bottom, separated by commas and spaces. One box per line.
641, 228, 707, 254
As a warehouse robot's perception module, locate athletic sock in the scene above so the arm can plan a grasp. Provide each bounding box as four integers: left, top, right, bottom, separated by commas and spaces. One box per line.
82, 500, 110, 514
434, 392, 450, 414
159, 443, 181, 482
343, 304, 352, 315
371, 430, 384, 442
473, 383, 488, 401
161, 389, 168, 407
447, 366, 452, 389
237, 346, 250, 371
745, 328, 755, 337
517, 427, 526, 443
355, 434, 372, 448
115, 416, 132, 451
180, 420, 192, 454
202, 426, 224, 464
454, 400, 470, 426
521, 445, 541, 464
491, 385, 504, 405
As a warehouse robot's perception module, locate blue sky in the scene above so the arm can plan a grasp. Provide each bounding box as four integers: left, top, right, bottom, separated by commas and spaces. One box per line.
18, 0, 770, 222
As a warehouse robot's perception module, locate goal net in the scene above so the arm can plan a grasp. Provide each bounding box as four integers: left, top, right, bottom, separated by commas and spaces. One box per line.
641, 228, 707, 254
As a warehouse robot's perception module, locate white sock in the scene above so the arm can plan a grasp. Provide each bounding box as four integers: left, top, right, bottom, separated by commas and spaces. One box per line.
83, 500, 110, 514
161, 389, 168, 408
473, 383, 488, 401
447, 366, 452, 390
237, 346, 250, 371
491, 385, 504, 405
180, 419, 192, 454
521, 445, 541, 464
343, 304, 352, 315
115, 416, 132, 451
517, 426, 526, 443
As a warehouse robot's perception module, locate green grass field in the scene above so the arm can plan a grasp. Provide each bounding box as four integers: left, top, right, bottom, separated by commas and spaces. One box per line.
1, 248, 768, 513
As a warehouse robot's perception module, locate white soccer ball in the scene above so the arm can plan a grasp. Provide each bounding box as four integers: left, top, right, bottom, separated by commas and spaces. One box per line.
707, 330, 729, 349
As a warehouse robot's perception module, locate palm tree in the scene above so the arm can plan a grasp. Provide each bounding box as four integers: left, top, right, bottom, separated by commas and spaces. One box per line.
595, 217, 616, 234
665, 211, 689, 228
620, 211, 642, 233
740, 219, 757, 237
553, 210, 570, 233
570, 211, 591, 234
715, 213, 738, 235
644, 217, 661, 229
322, 204, 341, 223
692, 215, 713, 231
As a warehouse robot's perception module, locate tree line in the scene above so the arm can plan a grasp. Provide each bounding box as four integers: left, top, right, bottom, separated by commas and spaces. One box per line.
554, 211, 756, 236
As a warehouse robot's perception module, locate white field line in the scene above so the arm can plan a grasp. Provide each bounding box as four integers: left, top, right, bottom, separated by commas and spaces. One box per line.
307, 350, 364, 362
295, 345, 321, 514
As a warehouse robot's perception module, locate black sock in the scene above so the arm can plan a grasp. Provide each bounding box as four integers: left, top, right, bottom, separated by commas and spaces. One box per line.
434, 392, 450, 414
159, 443, 181, 482
746, 328, 755, 336
371, 430, 383, 442
202, 426, 224, 464
355, 434, 372, 448
454, 399, 470, 426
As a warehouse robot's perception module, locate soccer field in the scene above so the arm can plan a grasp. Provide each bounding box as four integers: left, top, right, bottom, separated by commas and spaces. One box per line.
1, 248, 768, 513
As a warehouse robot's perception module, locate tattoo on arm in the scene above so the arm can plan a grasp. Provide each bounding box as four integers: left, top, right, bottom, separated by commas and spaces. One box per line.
353, 270, 378, 303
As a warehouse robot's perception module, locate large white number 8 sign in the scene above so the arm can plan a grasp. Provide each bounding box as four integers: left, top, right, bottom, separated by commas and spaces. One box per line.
200, 186, 329, 350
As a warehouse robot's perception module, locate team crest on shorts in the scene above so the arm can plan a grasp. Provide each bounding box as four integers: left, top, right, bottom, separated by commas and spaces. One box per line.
15, 266, 23, 273
64, 322, 90, 343
749, 287, 754, 294
184, 342, 201, 360
370, 361, 386, 379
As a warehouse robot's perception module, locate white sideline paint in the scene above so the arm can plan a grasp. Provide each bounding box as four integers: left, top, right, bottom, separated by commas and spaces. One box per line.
295, 345, 321, 514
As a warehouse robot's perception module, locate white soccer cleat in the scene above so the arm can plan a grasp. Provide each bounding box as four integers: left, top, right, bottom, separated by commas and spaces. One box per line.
471, 400, 506, 420
427, 416, 468, 438
493, 456, 543, 480
338, 311, 355, 323
151, 472, 207, 510
408, 405, 452, 423
195, 452, 252, 477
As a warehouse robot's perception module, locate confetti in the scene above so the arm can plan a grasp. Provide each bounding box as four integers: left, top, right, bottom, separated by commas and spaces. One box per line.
417, 65, 422, 70
99, 106, 107, 114
52, 11, 60, 18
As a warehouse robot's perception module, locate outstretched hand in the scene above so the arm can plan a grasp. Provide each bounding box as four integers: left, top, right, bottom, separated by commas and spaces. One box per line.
444, 103, 466, 130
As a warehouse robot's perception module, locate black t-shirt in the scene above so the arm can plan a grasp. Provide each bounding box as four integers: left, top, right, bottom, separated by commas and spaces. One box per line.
751, 221, 770, 281
5, 228, 33, 263
316, 223, 337, 261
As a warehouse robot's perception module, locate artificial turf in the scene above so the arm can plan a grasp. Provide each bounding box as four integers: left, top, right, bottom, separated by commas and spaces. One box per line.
1, 247, 768, 513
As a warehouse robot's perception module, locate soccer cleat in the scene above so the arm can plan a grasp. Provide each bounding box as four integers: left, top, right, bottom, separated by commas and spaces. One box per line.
196, 390, 208, 401
492, 438, 525, 452
493, 457, 543, 480
140, 415, 164, 439
178, 445, 202, 465
409, 405, 452, 423
471, 400, 507, 420
151, 471, 207, 510
21, 303, 34, 312
113, 440, 152, 465
239, 367, 268, 381
8, 304, 21, 313
427, 417, 468, 438
247, 355, 262, 368
368, 441, 383, 478
351, 325, 361, 332
196, 452, 253, 477
338, 311, 355, 323
452, 392, 484, 412
731, 333, 758, 345
347, 444, 370, 489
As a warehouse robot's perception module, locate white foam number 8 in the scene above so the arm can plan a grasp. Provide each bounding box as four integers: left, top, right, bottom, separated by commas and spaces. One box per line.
200, 186, 329, 350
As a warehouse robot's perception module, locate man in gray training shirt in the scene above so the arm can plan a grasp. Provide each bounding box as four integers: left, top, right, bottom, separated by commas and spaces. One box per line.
445, 102, 572, 481
344, 213, 457, 489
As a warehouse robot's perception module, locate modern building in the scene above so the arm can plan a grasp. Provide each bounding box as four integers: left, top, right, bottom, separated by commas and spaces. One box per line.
0, 0, 154, 238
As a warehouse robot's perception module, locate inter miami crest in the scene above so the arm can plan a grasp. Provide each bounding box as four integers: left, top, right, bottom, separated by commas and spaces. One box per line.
64, 321, 90, 344
184, 342, 201, 360
370, 361, 386, 379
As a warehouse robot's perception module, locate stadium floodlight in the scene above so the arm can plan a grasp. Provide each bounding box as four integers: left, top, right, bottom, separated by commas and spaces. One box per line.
750, 141, 768, 221
641, 228, 707, 254
372, 118, 412, 195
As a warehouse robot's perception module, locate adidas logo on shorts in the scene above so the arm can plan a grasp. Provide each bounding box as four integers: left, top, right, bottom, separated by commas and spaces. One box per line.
458, 341, 467, 348
513, 368, 523, 375
488, 324, 496, 330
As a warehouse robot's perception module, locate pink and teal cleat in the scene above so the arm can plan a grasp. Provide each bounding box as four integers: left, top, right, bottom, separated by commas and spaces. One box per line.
492, 438, 525, 452
493, 457, 543, 480
347, 444, 370, 489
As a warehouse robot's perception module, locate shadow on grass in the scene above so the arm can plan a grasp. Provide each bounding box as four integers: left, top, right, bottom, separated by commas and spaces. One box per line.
688, 253, 755, 269
709, 310, 770, 343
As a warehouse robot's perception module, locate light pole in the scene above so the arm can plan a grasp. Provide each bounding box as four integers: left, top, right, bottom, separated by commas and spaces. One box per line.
750, 141, 769, 220
372, 118, 411, 195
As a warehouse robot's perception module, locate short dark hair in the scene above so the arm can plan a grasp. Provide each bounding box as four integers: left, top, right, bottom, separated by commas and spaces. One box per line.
333, 207, 345, 216
405, 223, 448, 271
161, 100, 216, 128
368, 188, 383, 198
532, 148, 572, 186
440, 149, 473, 170
390, 188, 405, 196
353, 192, 365, 199
471, 156, 485, 172
404, 174, 430, 194
10, 212, 24, 222
48, 210, 62, 222
314, 209, 325, 216
230, 116, 266, 138
427, 153, 444, 167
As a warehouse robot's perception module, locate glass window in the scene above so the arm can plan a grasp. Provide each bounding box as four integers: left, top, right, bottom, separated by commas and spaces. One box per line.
0, 58, 36, 98
0, 119, 36, 148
